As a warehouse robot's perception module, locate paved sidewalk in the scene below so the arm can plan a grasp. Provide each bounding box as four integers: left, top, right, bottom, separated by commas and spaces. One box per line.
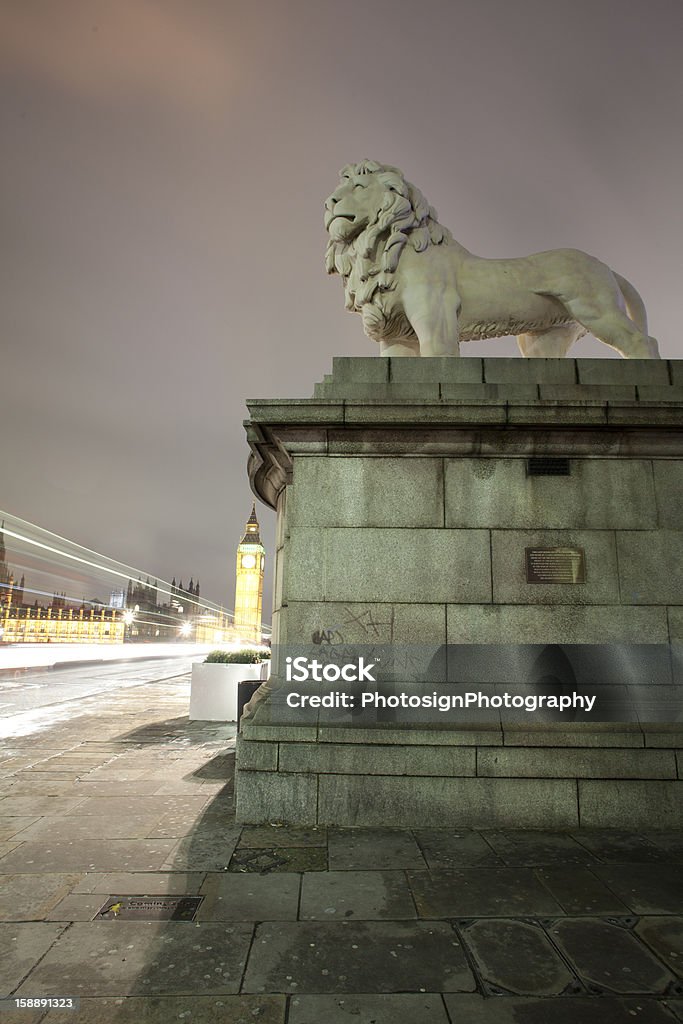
0, 675, 682, 1023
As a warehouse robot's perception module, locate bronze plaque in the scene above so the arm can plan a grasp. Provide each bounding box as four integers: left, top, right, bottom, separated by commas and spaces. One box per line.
525, 546, 586, 584
95, 896, 203, 921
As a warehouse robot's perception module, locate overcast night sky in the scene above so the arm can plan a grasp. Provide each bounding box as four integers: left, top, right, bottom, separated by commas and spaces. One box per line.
1, 0, 682, 617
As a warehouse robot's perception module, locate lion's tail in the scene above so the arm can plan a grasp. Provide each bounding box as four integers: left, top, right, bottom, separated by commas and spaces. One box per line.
613, 271, 648, 334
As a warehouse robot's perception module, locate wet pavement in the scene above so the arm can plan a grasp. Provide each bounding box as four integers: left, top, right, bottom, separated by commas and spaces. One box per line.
0, 667, 682, 1022
0, 658, 198, 740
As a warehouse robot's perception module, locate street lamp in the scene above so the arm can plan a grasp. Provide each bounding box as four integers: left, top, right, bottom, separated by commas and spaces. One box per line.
122, 609, 134, 642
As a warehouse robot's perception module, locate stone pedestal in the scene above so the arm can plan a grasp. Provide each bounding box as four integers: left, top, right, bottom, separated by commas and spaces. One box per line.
237, 357, 683, 827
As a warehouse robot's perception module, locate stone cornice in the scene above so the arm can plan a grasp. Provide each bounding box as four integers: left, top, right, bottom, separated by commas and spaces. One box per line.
244, 358, 683, 509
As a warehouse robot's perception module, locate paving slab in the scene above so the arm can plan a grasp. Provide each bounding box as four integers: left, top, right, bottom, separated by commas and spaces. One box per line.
45, 893, 113, 921
0, 1004, 45, 1024
327, 828, 426, 870
149, 781, 213, 796
183, 752, 234, 779
535, 866, 631, 915
408, 867, 563, 918
0, 839, 178, 873
485, 830, 598, 866
16, 921, 254, 996
196, 810, 238, 832
0, 755, 50, 770
70, 781, 170, 796
60, 795, 211, 816
0, 796, 88, 816
0, 779, 81, 794
41, 995, 286, 1023
42, 752, 114, 764
636, 918, 683, 978
459, 919, 575, 996
549, 919, 676, 994
14, 771, 82, 782
443, 993, 677, 1022
243, 920, 475, 994
145, 809, 230, 839
71, 871, 206, 895
592, 866, 683, 914
198, 872, 300, 921
230, 847, 327, 873
160, 827, 241, 871
0, 816, 40, 841
666, 999, 683, 1021
299, 870, 416, 921
288, 993, 450, 1023
200, 780, 234, 793
17, 814, 166, 842
0, 873, 83, 922
239, 825, 327, 849
647, 833, 683, 859
0, 840, 22, 861
80, 770, 150, 781
413, 829, 502, 868
573, 831, 671, 863
199, 793, 237, 817
0, 922, 66, 992
138, 761, 219, 776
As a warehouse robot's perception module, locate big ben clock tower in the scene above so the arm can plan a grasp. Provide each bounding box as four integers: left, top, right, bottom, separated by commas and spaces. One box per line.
234, 503, 265, 644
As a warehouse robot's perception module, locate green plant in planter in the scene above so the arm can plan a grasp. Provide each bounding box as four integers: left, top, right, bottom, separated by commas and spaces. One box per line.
204, 648, 266, 664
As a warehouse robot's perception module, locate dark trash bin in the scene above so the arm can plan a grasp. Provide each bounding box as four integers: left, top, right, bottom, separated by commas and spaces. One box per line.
237, 679, 262, 727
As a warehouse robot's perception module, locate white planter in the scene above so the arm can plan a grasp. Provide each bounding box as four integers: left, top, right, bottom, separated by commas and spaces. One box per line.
189, 662, 265, 722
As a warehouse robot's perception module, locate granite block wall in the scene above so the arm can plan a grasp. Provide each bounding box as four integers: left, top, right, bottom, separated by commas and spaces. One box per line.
240, 357, 683, 826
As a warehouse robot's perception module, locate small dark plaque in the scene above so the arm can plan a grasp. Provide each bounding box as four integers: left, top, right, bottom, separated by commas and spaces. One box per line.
95, 895, 203, 921
525, 546, 586, 584
526, 457, 571, 476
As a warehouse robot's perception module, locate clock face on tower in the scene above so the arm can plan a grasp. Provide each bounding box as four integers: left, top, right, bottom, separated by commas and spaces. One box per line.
241, 554, 256, 569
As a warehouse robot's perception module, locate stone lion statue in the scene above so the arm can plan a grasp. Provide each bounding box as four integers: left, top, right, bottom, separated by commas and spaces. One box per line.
325, 160, 660, 359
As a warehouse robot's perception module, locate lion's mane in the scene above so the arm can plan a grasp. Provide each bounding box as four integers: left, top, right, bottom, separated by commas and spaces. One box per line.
325, 160, 452, 340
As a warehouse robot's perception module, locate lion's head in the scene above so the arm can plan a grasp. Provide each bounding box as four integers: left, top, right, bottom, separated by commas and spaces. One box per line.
324, 160, 451, 333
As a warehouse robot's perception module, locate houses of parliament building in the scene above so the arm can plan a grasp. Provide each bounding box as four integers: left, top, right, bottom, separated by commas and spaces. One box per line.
0, 507, 265, 646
